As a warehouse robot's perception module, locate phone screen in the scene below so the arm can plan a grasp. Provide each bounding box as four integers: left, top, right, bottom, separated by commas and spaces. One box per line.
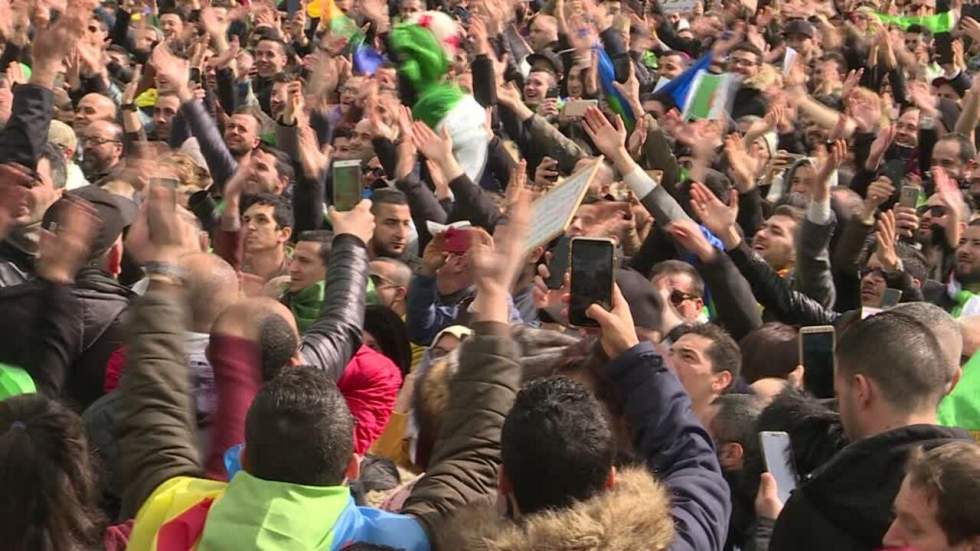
800, 329, 835, 375
332, 161, 362, 212
546, 235, 572, 290
882, 159, 907, 189
899, 185, 921, 209
936, 33, 954, 64
881, 288, 903, 308
568, 238, 615, 327
760, 431, 798, 504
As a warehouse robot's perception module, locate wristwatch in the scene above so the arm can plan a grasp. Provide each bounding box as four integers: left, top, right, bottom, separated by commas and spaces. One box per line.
121, 103, 139, 112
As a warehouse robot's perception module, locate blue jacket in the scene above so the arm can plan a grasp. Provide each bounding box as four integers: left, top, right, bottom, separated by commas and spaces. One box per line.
607, 342, 732, 551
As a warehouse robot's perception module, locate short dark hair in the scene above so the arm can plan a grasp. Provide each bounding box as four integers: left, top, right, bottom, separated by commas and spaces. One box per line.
818, 52, 846, 74
244, 193, 294, 229
501, 376, 615, 515
298, 230, 334, 259
709, 394, 764, 448
938, 133, 977, 164
258, 145, 296, 187
906, 441, 980, 545
739, 323, 798, 382
364, 305, 413, 377
650, 260, 705, 298
772, 204, 804, 225
371, 188, 408, 209
159, 6, 187, 20
39, 143, 67, 190
258, 313, 299, 381
676, 323, 742, 386
245, 366, 354, 486
836, 310, 948, 412
731, 42, 763, 60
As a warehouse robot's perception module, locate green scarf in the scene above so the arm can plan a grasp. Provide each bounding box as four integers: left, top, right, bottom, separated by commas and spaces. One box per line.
874, 11, 956, 33
288, 280, 326, 334
390, 22, 465, 128
197, 471, 352, 550
938, 351, 980, 443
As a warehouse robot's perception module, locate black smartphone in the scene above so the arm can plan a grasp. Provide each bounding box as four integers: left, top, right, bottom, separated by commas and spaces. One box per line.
799, 326, 835, 374
332, 160, 362, 212
936, 32, 954, 65
613, 53, 632, 84
964, 4, 980, 22
546, 235, 572, 290
882, 159, 907, 189
881, 288, 903, 308
287, 0, 300, 17
568, 237, 616, 327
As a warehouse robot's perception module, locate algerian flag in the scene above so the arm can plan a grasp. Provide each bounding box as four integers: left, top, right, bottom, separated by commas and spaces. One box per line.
874, 10, 957, 34
938, 350, 980, 442
682, 72, 735, 121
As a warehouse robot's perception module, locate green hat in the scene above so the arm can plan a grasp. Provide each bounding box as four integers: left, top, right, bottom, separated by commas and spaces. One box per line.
0, 363, 36, 400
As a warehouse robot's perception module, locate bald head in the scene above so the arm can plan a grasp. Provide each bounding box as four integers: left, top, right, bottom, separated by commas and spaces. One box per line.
75, 93, 117, 129
180, 253, 240, 333
212, 297, 300, 381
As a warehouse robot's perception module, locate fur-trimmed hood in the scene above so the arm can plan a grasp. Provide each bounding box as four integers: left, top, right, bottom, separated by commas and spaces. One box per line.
432, 467, 675, 550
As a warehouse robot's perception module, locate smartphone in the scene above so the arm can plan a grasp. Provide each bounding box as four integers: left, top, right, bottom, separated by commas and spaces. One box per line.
287, 0, 300, 17
881, 288, 903, 308
545, 235, 572, 290
332, 160, 362, 212
936, 32, 954, 65
899, 184, 921, 209
799, 326, 835, 375
443, 227, 472, 255
563, 99, 598, 118
881, 159, 907, 189
149, 176, 180, 189
613, 53, 633, 84
759, 431, 799, 505
568, 237, 616, 327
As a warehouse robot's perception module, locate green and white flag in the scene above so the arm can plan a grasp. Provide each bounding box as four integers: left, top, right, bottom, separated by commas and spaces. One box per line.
682, 72, 734, 121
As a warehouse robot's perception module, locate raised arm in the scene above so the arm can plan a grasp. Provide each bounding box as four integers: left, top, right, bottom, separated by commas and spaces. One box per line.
298, 201, 374, 380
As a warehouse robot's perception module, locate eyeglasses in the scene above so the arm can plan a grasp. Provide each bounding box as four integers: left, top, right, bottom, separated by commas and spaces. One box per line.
81, 137, 121, 147
917, 205, 948, 217
670, 290, 701, 306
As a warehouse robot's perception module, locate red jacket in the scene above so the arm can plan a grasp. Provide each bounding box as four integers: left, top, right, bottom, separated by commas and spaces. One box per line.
337, 346, 403, 454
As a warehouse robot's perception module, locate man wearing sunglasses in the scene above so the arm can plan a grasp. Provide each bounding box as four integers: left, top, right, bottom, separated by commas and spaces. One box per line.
915, 193, 968, 282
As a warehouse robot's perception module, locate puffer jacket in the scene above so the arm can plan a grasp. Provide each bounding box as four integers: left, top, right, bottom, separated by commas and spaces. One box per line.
337, 346, 403, 454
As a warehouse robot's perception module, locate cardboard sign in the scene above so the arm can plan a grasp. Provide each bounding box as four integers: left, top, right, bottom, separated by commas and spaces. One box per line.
659, 0, 698, 15
524, 158, 603, 254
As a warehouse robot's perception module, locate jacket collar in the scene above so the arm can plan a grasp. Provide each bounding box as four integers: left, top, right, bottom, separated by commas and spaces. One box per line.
432, 467, 675, 551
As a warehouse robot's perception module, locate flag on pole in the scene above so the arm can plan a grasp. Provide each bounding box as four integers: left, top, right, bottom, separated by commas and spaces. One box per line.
655, 53, 733, 120
873, 10, 957, 33
595, 47, 636, 130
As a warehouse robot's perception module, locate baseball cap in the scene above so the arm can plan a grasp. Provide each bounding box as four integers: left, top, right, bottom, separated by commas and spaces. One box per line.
42, 185, 137, 259
783, 19, 816, 38
526, 49, 564, 77
931, 76, 971, 98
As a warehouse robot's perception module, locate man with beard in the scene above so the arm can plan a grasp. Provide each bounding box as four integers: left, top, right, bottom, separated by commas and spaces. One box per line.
915, 191, 968, 281
78, 120, 124, 183
930, 134, 977, 186
945, 221, 980, 317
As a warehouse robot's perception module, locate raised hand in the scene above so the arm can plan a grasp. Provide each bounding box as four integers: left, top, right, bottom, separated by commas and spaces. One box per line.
813, 138, 846, 201
689, 181, 740, 246
329, 199, 376, 245
37, 197, 100, 285
296, 125, 330, 180
724, 133, 758, 192
586, 284, 640, 358
581, 106, 627, 159
667, 218, 718, 262
410, 121, 454, 167
151, 43, 192, 100
874, 209, 900, 271
866, 124, 896, 171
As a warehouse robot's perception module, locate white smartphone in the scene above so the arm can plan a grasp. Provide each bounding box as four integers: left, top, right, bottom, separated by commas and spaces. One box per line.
798, 325, 835, 375
760, 430, 799, 504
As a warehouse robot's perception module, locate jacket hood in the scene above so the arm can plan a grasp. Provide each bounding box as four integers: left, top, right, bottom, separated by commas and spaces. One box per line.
801, 424, 971, 546
433, 467, 675, 551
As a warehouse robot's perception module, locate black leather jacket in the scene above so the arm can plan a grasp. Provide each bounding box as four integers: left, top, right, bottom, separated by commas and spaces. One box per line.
298, 233, 369, 381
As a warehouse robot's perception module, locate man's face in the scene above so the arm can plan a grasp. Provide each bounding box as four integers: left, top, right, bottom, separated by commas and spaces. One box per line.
288, 240, 326, 292
243, 203, 288, 252
372, 203, 411, 258
159, 14, 184, 40
752, 214, 798, 271
567, 204, 611, 238
80, 122, 123, 175
904, 32, 928, 56
11, 159, 61, 226
254, 40, 287, 78
931, 140, 970, 182
652, 272, 703, 322
658, 54, 685, 80
224, 114, 260, 157
244, 150, 284, 195
270, 82, 289, 118
75, 94, 116, 129
895, 109, 920, 148
955, 225, 980, 285
668, 334, 726, 410
370, 267, 405, 310
917, 194, 948, 243
935, 83, 960, 104
523, 71, 553, 106
784, 33, 813, 56
789, 164, 817, 196
84, 18, 107, 47
153, 96, 180, 141
133, 27, 158, 52
399, 0, 422, 18
351, 120, 375, 160
339, 77, 364, 114
860, 258, 889, 307
728, 49, 760, 79
814, 59, 842, 88
882, 477, 958, 551
528, 18, 556, 51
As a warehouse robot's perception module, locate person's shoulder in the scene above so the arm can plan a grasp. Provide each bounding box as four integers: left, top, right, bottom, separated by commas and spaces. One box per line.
334, 504, 431, 551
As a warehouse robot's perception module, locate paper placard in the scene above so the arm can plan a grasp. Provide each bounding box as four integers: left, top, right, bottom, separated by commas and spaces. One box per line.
659, 0, 698, 15
782, 47, 798, 76
524, 158, 603, 254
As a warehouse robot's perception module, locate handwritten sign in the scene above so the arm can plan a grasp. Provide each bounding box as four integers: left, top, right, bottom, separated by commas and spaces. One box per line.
524, 158, 603, 254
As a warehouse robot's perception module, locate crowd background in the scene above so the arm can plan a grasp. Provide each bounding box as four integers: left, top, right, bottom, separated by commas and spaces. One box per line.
0, 0, 979, 548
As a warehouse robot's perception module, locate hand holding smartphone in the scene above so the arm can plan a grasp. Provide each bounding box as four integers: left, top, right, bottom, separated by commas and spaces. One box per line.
568, 237, 616, 327
799, 326, 835, 375
759, 431, 799, 505
332, 160, 362, 212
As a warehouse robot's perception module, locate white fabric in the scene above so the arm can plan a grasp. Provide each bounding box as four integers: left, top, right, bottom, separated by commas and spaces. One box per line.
623, 165, 657, 198
434, 95, 489, 184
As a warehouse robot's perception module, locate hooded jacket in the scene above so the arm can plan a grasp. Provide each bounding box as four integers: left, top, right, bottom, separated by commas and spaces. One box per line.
769, 423, 972, 550
433, 467, 675, 551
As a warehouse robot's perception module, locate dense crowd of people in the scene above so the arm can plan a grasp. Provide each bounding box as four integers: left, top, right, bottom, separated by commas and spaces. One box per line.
1, 0, 980, 548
